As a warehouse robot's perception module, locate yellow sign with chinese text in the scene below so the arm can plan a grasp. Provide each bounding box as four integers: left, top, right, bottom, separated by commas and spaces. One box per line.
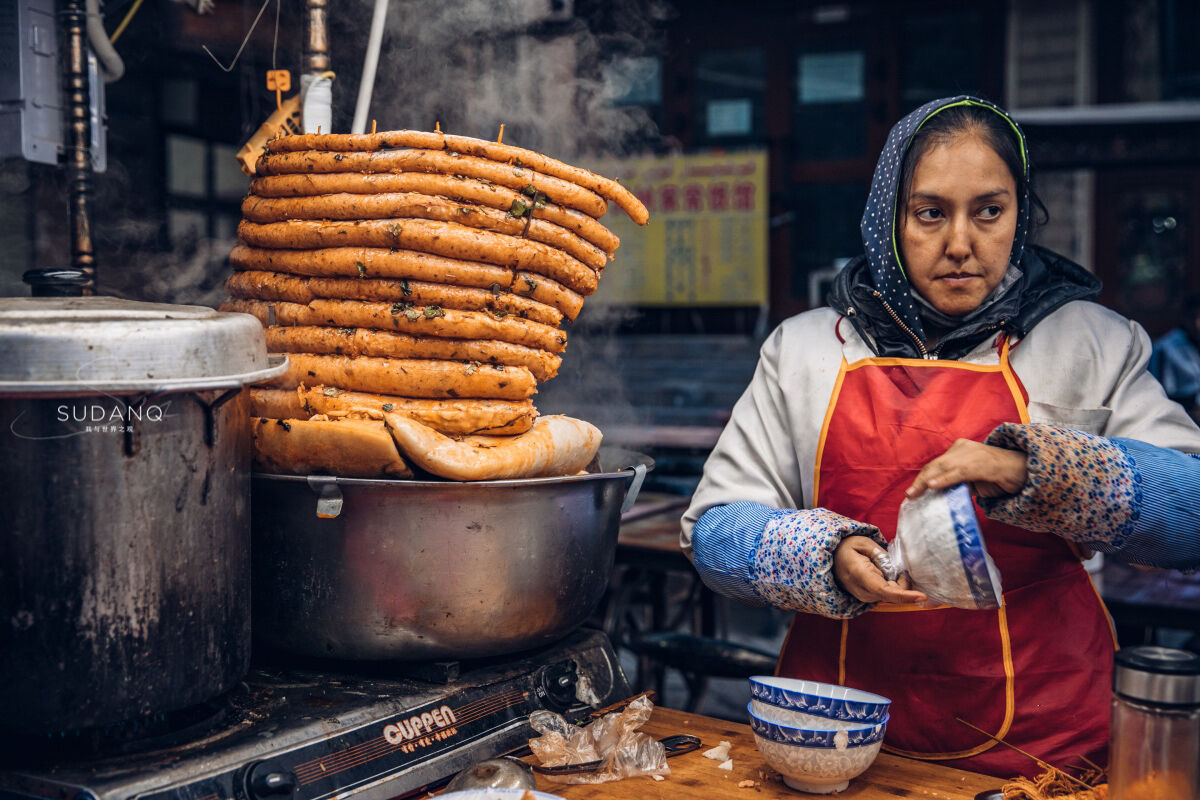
585, 150, 768, 306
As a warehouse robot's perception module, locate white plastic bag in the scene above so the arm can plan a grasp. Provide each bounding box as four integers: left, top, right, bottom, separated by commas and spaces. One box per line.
884, 483, 1003, 609
527, 695, 669, 784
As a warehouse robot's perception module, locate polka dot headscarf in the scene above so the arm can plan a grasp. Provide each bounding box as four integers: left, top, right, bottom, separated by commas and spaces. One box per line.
860, 95, 1032, 343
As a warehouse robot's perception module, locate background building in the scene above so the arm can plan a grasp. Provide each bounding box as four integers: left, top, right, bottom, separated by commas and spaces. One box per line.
1, 0, 1197, 363
578, 0, 1200, 337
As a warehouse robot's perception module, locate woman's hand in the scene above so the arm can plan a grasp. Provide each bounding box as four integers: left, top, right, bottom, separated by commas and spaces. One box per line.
905, 438, 1027, 499
833, 536, 928, 605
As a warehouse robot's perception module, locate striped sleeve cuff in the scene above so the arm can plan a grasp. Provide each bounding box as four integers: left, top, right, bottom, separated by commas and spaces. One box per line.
749, 509, 886, 619
1107, 440, 1200, 569
692, 501, 786, 606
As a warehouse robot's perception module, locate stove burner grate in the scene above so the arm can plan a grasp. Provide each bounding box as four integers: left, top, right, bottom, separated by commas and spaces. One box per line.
0, 629, 630, 800
2, 687, 241, 766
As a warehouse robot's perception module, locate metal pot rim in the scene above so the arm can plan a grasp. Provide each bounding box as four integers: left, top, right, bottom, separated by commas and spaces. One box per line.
0, 354, 288, 397
252, 448, 654, 518
0, 298, 280, 391
247, 443, 652, 489
252, 462, 650, 490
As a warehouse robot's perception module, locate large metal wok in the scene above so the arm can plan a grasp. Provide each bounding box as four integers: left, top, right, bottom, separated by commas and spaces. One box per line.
250, 447, 652, 660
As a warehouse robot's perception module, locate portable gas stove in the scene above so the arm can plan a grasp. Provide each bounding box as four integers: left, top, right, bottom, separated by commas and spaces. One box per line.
0, 629, 629, 800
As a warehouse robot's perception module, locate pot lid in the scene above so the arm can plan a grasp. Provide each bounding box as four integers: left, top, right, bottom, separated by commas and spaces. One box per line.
1114, 646, 1200, 707
0, 297, 287, 395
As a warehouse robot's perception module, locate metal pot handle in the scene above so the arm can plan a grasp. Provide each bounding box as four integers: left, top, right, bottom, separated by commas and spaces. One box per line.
619, 463, 648, 515
306, 475, 344, 519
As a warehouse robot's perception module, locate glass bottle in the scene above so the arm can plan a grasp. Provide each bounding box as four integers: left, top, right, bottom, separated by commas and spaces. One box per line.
1109, 646, 1200, 800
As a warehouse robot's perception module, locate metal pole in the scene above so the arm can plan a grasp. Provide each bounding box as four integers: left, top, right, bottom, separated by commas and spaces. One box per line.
61, 0, 96, 294
305, 0, 329, 74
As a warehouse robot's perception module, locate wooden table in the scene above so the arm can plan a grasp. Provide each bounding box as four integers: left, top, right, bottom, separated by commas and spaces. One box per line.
615, 492, 692, 570
524, 707, 1000, 799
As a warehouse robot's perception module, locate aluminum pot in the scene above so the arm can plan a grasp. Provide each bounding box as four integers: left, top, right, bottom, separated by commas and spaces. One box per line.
0, 298, 285, 735
250, 448, 652, 660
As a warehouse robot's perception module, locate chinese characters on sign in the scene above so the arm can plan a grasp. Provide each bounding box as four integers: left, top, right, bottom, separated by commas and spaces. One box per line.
586, 151, 768, 306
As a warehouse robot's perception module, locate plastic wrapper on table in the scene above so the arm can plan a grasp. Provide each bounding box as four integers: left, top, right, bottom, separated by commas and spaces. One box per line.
527, 695, 669, 784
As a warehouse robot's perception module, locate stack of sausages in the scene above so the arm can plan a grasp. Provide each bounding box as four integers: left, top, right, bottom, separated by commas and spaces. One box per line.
221, 129, 648, 480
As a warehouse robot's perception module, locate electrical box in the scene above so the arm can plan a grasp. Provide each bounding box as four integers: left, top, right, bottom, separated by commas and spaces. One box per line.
0, 0, 106, 171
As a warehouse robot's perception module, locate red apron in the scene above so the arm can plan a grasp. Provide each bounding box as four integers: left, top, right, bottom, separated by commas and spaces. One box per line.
776, 335, 1115, 778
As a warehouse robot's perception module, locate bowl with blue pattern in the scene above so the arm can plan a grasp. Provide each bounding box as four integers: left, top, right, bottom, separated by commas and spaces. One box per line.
747, 701, 887, 794
750, 699, 867, 730
748, 675, 890, 723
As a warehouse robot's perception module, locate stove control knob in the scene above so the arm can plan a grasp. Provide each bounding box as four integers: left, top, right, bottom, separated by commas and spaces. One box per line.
537, 660, 578, 710
246, 761, 298, 799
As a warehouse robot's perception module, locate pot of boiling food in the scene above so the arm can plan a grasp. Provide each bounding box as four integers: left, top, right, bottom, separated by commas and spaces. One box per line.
250, 447, 652, 660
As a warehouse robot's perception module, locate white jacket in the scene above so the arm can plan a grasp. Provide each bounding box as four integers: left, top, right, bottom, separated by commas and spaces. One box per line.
681, 300, 1200, 556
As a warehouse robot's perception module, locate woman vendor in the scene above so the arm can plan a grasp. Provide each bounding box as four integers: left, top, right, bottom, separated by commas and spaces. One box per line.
681, 96, 1200, 779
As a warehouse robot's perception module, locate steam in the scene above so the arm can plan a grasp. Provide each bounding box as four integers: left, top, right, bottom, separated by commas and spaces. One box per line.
331, 0, 666, 158
86, 155, 234, 307
92, 0, 666, 309
76, 0, 666, 438
102, 235, 234, 308
537, 303, 649, 430
324, 0, 666, 425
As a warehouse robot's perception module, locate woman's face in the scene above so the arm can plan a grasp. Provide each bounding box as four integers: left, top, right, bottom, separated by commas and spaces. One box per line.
899, 134, 1018, 317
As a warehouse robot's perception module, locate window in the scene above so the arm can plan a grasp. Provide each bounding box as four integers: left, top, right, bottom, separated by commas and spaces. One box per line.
160, 79, 199, 127
693, 49, 766, 144
900, 11, 987, 108
790, 181, 867, 303
159, 78, 244, 252
794, 47, 867, 160
602, 55, 662, 106
1162, 0, 1200, 99
165, 135, 206, 199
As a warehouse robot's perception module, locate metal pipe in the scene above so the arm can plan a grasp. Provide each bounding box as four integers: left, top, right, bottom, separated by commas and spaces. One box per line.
351, 0, 388, 134
85, 0, 124, 82
61, 0, 96, 294
305, 0, 329, 74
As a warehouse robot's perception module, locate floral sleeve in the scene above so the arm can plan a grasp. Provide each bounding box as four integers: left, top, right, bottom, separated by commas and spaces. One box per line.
979, 423, 1200, 569
691, 501, 886, 618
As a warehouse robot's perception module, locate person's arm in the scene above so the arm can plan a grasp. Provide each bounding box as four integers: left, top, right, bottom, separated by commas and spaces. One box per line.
980, 316, 1200, 569
684, 315, 926, 615
976, 424, 1200, 569
908, 314, 1200, 569
692, 501, 924, 617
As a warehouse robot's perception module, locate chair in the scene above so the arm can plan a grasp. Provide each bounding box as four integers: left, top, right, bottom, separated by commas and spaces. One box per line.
602, 498, 779, 712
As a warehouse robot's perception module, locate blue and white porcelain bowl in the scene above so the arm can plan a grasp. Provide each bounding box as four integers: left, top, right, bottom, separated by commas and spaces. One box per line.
747, 702, 887, 794
894, 482, 1003, 609
750, 699, 865, 730
748, 676, 891, 723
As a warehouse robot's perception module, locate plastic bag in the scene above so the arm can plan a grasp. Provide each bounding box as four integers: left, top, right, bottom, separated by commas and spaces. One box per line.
527, 695, 669, 784
882, 483, 1003, 609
